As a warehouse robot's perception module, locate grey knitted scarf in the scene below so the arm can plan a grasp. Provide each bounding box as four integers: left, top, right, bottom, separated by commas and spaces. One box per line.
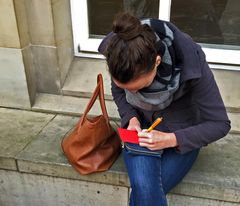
125, 20, 181, 111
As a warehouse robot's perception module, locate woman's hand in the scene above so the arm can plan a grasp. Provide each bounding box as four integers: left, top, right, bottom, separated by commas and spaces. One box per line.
127, 117, 142, 132
138, 130, 178, 150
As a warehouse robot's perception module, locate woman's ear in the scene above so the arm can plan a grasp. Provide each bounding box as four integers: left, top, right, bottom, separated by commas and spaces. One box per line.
155, 55, 161, 66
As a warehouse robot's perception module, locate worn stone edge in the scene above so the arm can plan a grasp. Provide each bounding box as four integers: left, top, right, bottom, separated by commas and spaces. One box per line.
0, 156, 17, 171
13, 157, 240, 203
15, 158, 129, 187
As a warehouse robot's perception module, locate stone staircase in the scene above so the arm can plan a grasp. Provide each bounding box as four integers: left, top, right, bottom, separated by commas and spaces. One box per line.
0, 107, 239, 206
37, 57, 240, 134
0, 57, 240, 205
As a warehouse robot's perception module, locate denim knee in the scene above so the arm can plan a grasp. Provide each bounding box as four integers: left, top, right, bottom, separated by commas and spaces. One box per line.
130, 173, 152, 195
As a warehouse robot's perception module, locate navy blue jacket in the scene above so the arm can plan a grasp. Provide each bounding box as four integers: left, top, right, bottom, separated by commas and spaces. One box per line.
99, 19, 231, 154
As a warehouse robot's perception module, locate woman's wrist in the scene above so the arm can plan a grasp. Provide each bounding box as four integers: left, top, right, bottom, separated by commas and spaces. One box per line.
169, 132, 178, 147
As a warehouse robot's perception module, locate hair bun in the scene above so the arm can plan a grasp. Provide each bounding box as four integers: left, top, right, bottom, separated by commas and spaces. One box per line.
113, 13, 142, 41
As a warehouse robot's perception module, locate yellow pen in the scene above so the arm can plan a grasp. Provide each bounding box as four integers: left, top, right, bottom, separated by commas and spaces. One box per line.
146, 117, 163, 132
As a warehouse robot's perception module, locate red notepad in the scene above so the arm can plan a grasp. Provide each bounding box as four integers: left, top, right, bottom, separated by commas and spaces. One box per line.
118, 128, 139, 144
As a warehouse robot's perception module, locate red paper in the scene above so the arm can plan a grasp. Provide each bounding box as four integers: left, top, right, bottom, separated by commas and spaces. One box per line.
118, 128, 139, 144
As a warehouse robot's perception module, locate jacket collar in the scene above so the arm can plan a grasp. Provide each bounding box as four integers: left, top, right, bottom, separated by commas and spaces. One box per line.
166, 22, 202, 83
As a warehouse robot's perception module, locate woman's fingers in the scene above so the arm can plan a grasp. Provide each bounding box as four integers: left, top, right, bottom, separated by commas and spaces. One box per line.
139, 137, 154, 143
135, 125, 142, 133
139, 142, 155, 150
138, 131, 152, 138
127, 126, 142, 132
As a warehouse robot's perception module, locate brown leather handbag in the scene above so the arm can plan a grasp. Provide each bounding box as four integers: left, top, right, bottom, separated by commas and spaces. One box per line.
61, 74, 121, 174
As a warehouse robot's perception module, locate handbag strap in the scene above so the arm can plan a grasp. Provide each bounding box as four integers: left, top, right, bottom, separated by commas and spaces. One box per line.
78, 74, 110, 131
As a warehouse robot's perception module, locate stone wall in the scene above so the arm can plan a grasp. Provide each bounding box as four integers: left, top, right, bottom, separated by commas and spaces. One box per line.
0, 0, 74, 109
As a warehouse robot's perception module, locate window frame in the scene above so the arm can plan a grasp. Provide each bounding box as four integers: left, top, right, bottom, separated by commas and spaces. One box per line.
70, 0, 240, 66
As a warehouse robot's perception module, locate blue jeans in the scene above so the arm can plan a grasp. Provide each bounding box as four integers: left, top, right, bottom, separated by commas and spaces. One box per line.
123, 145, 199, 206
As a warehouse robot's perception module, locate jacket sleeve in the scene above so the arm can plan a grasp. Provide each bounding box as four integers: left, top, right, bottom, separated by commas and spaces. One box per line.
174, 49, 231, 154
111, 80, 140, 128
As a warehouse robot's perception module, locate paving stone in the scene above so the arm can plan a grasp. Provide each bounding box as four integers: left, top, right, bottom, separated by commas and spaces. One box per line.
33, 93, 238, 133
167, 193, 240, 206
0, 108, 54, 170
1, 108, 239, 203
172, 134, 240, 203
16, 114, 128, 187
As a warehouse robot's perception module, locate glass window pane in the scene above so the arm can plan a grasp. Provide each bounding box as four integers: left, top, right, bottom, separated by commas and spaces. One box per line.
170, 0, 240, 47
88, 0, 159, 37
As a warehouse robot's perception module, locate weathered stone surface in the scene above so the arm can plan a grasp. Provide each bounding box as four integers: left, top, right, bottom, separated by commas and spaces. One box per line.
52, 0, 74, 86
62, 58, 112, 99
32, 46, 61, 94
167, 193, 240, 206
13, 0, 30, 48
0, 170, 129, 206
0, 108, 239, 203
0, 158, 16, 171
24, 0, 55, 46
172, 134, 240, 203
16, 109, 240, 202
0, 48, 31, 109
32, 93, 120, 120
16, 115, 76, 164
212, 69, 240, 109
228, 112, 240, 133
16, 114, 128, 186
0, 108, 54, 170
62, 59, 240, 111
0, 0, 20, 48
21, 46, 37, 106
33, 93, 238, 133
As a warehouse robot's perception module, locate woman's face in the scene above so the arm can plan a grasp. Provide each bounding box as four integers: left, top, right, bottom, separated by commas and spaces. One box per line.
113, 56, 161, 93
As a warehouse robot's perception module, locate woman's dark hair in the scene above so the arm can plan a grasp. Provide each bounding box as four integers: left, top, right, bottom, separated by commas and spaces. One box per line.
105, 13, 157, 83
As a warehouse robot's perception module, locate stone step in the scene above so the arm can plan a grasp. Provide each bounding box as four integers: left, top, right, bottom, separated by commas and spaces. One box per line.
62, 57, 240, 110
61, 58, 240, 134
32, 93, 119, 120
1, 170, 239, 206
32, 93, 240, 133
62, 57, 113, 100
0, 107, 239, 205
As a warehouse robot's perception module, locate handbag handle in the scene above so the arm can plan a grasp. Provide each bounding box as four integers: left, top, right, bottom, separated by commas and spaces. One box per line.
78, 74, 110, 131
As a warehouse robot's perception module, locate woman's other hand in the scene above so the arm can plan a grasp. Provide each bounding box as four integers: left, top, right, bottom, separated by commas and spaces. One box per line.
138, 130, 178, 150
127, 117, 142, 132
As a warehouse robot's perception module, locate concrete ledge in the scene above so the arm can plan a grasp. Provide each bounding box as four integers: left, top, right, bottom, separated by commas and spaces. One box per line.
0, 108, 54, 171
33, 93, 240, 133
0, 170, 129, 206
0, 107, 240, 205
32, 93, 120, 120
15, 114, 128, 187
